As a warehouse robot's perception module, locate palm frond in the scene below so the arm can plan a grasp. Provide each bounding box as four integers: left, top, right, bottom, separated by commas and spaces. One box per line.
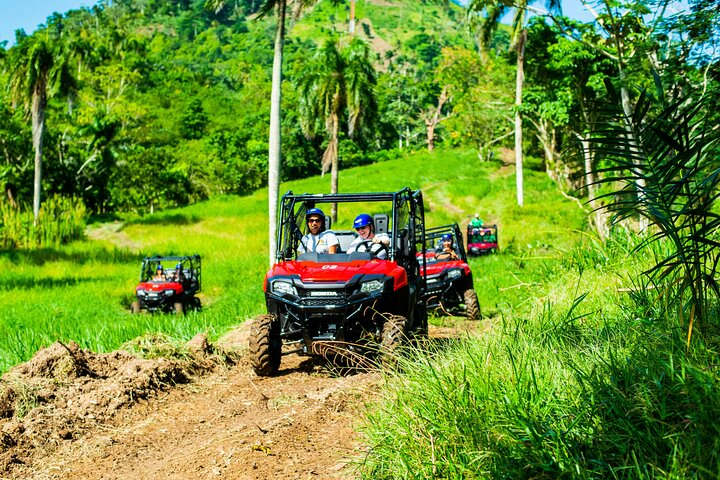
589, 88, 720, 339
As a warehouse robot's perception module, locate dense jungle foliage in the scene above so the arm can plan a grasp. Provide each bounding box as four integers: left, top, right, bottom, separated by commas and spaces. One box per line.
0, 0, 484, 217
1, 0, 716, 223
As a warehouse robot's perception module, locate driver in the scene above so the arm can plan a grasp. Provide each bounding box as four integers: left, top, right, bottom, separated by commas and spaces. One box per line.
436, 233, 459, 260
347, 213, 390, 259
152, 265, 166, 281
297, 207, 339, 254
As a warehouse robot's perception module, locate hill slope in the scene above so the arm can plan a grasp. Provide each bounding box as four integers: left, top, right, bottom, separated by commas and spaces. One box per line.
0, 148, 589, 477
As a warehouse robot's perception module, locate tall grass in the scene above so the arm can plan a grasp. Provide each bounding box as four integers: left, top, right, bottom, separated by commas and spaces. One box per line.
358, 230, 720, 478
0, 196, 86, 249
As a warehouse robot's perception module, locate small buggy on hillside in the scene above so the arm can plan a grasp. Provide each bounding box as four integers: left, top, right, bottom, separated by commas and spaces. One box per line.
130, 254, 201, 314
421, 224, 480, 320
249, 188, 428, 376
467, 224, 499, 256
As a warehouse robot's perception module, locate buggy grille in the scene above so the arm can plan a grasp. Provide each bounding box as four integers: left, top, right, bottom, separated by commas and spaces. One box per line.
297, 288, 348, 307
302, 298, 347, 307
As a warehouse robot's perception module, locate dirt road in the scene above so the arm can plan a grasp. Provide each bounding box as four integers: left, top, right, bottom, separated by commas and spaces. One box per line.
0, 323, 379, 480
0, 321, 481, 480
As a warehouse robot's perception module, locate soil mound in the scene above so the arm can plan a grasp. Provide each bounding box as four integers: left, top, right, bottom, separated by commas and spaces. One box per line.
0, 334, 239, 474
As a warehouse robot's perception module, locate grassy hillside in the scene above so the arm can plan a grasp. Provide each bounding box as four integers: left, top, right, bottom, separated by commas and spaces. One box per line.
294, 0, 471, 53
0, 148, 587, 372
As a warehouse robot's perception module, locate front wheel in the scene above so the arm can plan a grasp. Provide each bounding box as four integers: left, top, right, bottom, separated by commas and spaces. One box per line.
380, 315, 407, 366
130, 301, 141, 314
464, 289, 481, 320
249, 314, 282, 376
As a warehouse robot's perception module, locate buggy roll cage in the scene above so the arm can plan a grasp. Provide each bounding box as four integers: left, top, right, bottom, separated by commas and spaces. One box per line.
425, 223, 468, 262
275, 189, 426, 265
140, 254, 202, 290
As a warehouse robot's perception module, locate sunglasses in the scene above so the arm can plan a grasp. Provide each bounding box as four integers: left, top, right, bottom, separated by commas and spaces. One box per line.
307, 218, 322, 224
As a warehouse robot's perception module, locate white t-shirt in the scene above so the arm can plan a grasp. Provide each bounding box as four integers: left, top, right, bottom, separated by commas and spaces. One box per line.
347, 233, 390, 259
297, 230, 340, 254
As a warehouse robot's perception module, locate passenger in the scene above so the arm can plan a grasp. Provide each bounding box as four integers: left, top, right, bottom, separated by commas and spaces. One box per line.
297, 207, 339, 254
436, 233, 459, 260
174, 263, 184, 282
470, 213, 484, 228
152, 265, 166, 281
347, 214, 390, 259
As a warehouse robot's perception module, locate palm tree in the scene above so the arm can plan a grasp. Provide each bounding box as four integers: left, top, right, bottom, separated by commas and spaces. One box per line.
590, 90, 720, 343
296, 37, 377, 222
5, 26, 76, 223
240, 0, 329, 265
467, 0, 560, 207
349, 0, 356, 34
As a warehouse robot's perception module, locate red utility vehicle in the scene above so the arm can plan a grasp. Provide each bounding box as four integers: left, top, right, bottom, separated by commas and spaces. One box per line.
130, 254, 201, 314
421, 224, 480, 320
249, 189, 428, 376
467, 224, 499, 256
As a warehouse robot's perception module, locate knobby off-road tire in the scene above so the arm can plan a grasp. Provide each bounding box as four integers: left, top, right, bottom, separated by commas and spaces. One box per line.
130, 301, 141, 314
173, 302, 185, 315
464, 289, 481, 320
380, 315, 407, 367
249, 314, 282, 376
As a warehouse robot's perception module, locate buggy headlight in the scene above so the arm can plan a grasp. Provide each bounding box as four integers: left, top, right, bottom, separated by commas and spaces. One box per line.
164, 289, 175, 296
137, 289, 146, 297
360, 280, 384, 293
447, 269, 462, 280
272, 281, 297, 296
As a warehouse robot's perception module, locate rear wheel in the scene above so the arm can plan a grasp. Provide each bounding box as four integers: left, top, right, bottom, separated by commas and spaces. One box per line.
249, 314, 282, 376
380, 315, 407, 366
173, 302, 185, 315
464, 289, 480, 320
130, 301, 141, 314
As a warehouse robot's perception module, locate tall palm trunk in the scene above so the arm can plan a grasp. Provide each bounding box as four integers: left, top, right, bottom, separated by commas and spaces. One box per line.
514, 30, 526, 207
31, 82, 48, 224
327, 112, 339, 222
268, 0, 286, 266
619, 66, 648, 231
349, 0, 356, 35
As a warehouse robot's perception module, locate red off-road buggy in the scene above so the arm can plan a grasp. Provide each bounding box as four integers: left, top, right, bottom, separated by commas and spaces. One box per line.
421, 224, 480, 320
249, 188, 428, 376
130, 254, 201, 314
467, 224, 499, 256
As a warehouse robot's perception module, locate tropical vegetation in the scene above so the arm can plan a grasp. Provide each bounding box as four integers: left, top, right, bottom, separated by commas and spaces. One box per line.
1, 0, 719, 477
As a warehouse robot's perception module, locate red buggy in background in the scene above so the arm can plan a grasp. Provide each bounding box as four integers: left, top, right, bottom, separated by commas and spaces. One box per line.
130, 254, 201, 315
467, 224, 499, 256
421, 224, 480, 320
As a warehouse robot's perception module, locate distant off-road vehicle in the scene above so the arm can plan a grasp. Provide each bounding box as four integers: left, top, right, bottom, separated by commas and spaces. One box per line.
467, 224, 499, 256
130, 254, 201, 314
249, 188, 428, 376
421, 224, 480, 320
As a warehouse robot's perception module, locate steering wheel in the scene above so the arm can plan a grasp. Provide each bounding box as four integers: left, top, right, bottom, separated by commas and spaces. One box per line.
435, 250, 456, 261
355, 239, 389, 258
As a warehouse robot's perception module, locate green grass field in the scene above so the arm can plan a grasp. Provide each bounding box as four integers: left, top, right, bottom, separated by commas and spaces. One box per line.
0, 147, 586, 372
4, 147, 718, 477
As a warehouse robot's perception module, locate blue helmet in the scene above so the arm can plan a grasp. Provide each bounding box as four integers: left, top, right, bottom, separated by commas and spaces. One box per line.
306, 207, 325, 220
176, 263, 182, 269
156, 265, 164, 272
441, 233, 453, 242
353, 213, 374, 229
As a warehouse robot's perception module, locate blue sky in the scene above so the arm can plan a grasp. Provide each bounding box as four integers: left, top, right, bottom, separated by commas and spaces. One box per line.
0, 0, 95, 46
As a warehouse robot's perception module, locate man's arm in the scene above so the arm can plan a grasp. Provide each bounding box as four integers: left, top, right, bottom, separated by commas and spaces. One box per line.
324, 231, 340, 254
